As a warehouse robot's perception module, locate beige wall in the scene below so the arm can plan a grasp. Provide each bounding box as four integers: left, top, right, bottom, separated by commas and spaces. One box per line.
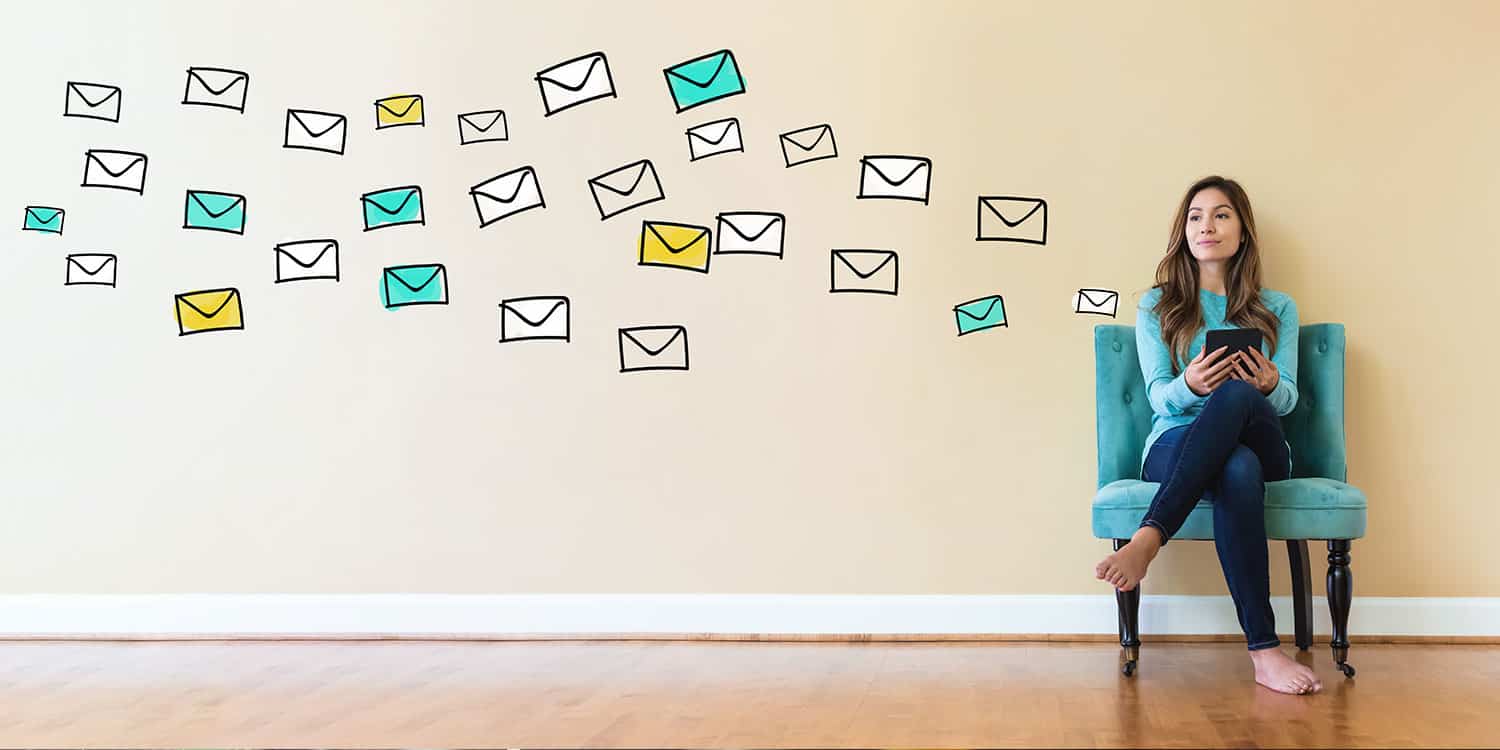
1, 0, 1494, 597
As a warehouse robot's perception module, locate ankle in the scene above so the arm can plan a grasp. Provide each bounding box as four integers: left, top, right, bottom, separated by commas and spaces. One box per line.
1130, 528, 1163, 554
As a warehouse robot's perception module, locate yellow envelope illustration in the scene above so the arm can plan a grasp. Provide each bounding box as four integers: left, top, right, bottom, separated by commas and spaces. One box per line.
175, 288, 243, 335
639, 221, 711, 273
375, 95, 424, 128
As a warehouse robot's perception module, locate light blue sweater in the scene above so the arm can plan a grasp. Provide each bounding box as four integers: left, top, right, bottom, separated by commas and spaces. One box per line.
1135, 286, 1300, 479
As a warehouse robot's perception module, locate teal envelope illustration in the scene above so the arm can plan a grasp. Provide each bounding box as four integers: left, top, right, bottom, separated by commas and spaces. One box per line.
382, 264, 447, 309
23, 206, 64, 234
954, 295, 1007, 335
363, 186, 424, 230
663, 49, 745, 112
183, 190, 247, 234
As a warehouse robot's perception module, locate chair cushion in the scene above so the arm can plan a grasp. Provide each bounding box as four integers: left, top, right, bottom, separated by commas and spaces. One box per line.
1091, 478, 1367, 541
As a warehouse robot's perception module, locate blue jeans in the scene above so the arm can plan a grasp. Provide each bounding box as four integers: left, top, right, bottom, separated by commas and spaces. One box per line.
1140, 379, 1291, 651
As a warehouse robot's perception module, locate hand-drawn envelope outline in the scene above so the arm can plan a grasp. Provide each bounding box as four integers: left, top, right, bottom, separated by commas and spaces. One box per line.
458, 109, 508, 144
535, 52, 616, 116
23, 206, 65, 234
361, 186, 424, 230
589, 159, 665, 220
715, 212, 785, 257
65, 253, 117, 287
663, 49, 746, 112
274, 239, 339, 283
830, 250, 899, 295
181, 67, 249, 112
858, 156, 932, 203
639, 221, 711, 273
1073, 288, 1119, 317
619, 325, 689, 372
81, 149, 148, 193
977, 196, 1048, 244
500, 296, 570, 342
64, 82, 121, 122
382, 264, 448, 308
375, 95, 424, 128
284, 109, 347, 154
780, 124, 837, 167
175, 288, 243, 335
470, 167, 545, 227
686, 117, 743, 161
183, 190, 247, 234
954, 295, 1007, 335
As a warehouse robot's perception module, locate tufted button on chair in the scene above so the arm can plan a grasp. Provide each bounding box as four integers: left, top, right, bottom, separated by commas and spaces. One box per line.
1091, 323, 1367, 678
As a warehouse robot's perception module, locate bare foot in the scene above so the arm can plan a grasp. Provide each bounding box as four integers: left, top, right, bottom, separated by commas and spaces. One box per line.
1250, 647, 1323, 694
1095, 528, 1161, 591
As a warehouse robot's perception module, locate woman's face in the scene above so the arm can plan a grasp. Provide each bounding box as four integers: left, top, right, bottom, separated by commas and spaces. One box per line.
1185, 187, 1243, 262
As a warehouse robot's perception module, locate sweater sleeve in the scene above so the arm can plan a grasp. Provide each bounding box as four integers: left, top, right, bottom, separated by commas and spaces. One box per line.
1136, 293, 1206, 416
1264, 294, 1300, 416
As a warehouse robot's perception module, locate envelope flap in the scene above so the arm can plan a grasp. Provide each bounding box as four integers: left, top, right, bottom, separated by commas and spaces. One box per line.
834, 250, 896, 278
68, 82, 120, 107
591, 161, 653, 196
537, 54, 606, 90
981, 197, 1044, 227
862, 157, 929, 186
781, 125, 831, 151
187, 68, 248, 95
666, 51, 731, 88
1078, 288, 1117, 306
364, 188, 419, 215
275, 241, 336, 267
472, 169, 535, 203
503, 298, 567, 326
955, 296, 1003, 321
88, 151, 145, 176
67, 254, 115, 275
26, 207, 62, 223
289, 110, 345, 137
688, 119, 737, 144
189, 191, 244, 217
459, 110, 504, 131
375, 96, 421, 117
621, 327, 685, 356
386, 265, 443, 293
178, 289, 238, 318
718, 213, 782, 241
646, 223, 710, 253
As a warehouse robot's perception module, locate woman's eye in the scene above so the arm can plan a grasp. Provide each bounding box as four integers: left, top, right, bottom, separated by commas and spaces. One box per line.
1217, 213, 1229, 219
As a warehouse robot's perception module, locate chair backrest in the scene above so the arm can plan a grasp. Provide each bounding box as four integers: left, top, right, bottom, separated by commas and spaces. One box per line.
1094, 323, 1347, 488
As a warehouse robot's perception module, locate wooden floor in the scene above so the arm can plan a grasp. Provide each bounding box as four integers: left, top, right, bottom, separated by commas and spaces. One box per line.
1, 639, 1495, 748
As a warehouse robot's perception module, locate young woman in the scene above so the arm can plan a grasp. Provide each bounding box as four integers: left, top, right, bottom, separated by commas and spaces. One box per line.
1094, 175, 1323, 695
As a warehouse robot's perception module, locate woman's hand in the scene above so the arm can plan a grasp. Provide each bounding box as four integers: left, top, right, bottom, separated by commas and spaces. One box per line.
1229, 346, 1279, 394
1184, 345, 1239, 396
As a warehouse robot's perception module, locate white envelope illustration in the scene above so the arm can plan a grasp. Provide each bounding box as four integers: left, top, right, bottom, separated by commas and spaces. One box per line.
274, 239, 340, 283
830, 250, 898, 295
284, 110, 347, 154
716, 212, 785, 257
81, 149, 148, 193
181, 67, 249, 112
500, 296, 570, 342
619, 325, 689, 372
64, 82, 121, 122
65, 253, 117, 287
588, 159, 664, 220
779, 124, 837, 167
1073, 288, 1119, 317
977, 196, 1048, 244
686, 117, 743, 161
535, 52, 616, 116
458, 109, 508, 144
858, 156, 931, 203
470, 166, 545, 227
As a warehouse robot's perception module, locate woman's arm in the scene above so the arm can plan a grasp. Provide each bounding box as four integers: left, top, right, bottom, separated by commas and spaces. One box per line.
1136, 295, 1205, 416
1263, 295, 1300, 415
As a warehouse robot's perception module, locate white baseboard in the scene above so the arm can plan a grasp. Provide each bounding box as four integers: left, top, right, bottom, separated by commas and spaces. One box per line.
0, 595, 1494, 638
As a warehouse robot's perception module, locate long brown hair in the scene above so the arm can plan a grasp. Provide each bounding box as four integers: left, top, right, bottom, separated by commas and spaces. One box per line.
1150, 175, 1282, 374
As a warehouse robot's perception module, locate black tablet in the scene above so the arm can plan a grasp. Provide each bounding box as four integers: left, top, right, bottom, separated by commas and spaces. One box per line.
1205, 327, 1263, 363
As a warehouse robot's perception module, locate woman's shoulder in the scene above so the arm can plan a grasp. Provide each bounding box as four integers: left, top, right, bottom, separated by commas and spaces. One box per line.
1258, 287, 1297, 312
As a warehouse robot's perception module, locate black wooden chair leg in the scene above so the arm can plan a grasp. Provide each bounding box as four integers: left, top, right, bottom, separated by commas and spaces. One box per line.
1114, 538, 1141, 676
1287, 539, 1313, 651
1326, 539, 1356, 677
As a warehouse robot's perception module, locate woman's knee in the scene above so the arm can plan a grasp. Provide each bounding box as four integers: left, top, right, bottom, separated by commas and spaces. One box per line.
1210, 378, 1261, 404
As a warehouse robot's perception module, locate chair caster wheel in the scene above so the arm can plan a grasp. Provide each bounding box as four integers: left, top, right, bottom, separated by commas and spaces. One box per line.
1338, 662, 1355, 678
1122, 660, 1136, 677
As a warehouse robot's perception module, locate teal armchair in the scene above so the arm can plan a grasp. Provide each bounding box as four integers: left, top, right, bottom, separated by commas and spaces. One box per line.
1092, 323, 1367, 678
